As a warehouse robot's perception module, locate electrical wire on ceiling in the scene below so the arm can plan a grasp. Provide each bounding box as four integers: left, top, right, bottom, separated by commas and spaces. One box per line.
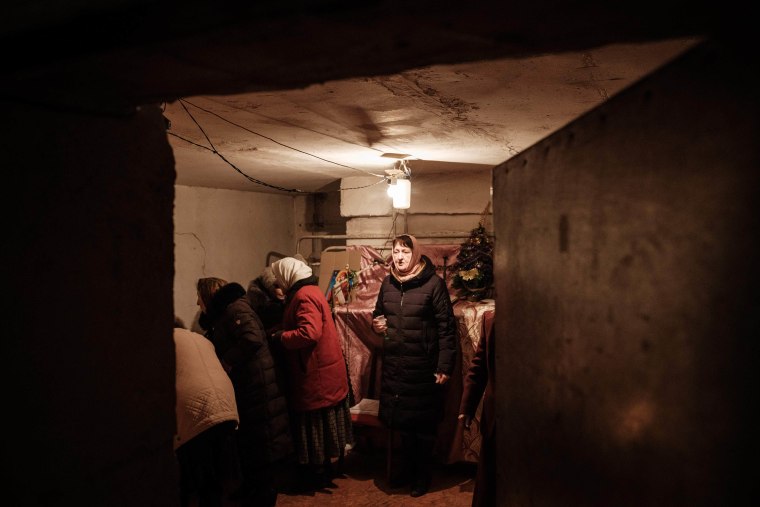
202, 95, 391, 158
167, 117, 391, 192
341, 178, 389, 191
172, 100, 308, 193
176, 98, 390, 183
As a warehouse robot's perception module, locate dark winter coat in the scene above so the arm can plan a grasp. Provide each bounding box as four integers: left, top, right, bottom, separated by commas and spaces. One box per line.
372, 256, 458, 430
279, 276, 350, 412
200, 282, 293, 464
459, 325, 496, 507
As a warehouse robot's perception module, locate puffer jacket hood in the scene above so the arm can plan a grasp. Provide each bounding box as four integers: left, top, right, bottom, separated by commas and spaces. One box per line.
199, 282, 246, 332
247, 276, 285, 332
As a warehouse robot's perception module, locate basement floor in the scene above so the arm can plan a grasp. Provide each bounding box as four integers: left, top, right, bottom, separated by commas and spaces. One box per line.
214, 426, 477, 507
275, 448, 477, 506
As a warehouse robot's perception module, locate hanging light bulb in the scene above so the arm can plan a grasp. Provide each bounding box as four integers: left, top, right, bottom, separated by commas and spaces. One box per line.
392, 177, 411, 209
386, 176, 397, 197
384, 158, 412, 209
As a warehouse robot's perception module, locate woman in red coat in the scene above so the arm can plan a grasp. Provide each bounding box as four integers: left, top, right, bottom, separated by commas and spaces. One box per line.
270, 256, 354, 491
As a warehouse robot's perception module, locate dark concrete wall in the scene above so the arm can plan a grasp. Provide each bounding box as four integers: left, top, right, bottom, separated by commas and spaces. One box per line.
3, 28, 757, 507
5, 102, 179, 506
493, 39, 758, 506
3, 1, 720, 106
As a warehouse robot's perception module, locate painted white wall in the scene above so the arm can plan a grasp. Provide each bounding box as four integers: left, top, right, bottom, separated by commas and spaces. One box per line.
173, 185, 297, 332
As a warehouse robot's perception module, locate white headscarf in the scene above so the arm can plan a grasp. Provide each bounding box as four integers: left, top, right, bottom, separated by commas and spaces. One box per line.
270, 257, 313, 292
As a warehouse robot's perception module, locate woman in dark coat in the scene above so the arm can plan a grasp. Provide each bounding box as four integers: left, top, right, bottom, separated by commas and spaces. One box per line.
371, 234, 458, 497
197, 277, 293, 507
458, 325, 496, 507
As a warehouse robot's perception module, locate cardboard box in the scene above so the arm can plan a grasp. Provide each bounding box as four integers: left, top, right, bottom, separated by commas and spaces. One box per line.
318, 249, 363, 296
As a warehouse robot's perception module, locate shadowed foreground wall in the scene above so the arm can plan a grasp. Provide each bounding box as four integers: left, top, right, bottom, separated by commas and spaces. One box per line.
493, 39, 758, 506
5, 102, 178, 506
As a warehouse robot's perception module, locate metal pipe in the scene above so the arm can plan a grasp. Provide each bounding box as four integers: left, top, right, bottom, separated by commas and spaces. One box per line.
296, 233, 491, 255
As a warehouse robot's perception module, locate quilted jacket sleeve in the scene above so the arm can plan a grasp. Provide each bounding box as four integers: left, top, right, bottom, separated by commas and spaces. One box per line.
432, 276, 457, 375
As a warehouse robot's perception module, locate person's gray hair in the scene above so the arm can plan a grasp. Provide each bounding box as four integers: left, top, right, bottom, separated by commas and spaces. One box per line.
259, 266, 277, 295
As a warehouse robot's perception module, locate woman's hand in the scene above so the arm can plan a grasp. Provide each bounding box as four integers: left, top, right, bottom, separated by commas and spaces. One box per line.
372, 315, 388, 334
458, 413, 473, 429
434, 372, 450, 384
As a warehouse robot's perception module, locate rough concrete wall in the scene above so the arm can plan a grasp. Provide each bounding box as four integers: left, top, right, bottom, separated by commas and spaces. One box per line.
6, 102, 178, 505
173, 185, 296, 332
493, 39, 759, 506
340, 170, 493, 254
341, 170, 492, 216
294, 181, 348, 265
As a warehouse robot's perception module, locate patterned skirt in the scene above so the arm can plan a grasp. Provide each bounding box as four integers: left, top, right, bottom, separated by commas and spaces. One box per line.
291, 396, 355, 465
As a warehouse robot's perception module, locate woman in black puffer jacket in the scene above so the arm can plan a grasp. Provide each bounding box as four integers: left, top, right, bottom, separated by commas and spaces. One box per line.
197, 278, 293, 507
371, 234, 457, 498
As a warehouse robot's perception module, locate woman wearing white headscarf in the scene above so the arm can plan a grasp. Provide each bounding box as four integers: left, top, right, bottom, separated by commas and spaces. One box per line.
270, 257, 354, 492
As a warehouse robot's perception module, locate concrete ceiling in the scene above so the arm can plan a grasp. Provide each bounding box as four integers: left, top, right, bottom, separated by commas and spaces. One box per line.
3, 1, 727, 194
164, 38, 698, 193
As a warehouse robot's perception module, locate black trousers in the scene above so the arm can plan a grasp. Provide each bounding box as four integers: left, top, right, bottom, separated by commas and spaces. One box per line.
176, 421, 238, 507
236, 431, 285, 507
399, 430, 436, 484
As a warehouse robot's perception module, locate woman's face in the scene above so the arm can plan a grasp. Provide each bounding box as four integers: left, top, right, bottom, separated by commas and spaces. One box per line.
392, 243, 413, 270
196, 292, 206, 312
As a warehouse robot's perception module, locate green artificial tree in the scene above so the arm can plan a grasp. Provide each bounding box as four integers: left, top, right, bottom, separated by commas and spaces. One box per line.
451, 223, 494, 301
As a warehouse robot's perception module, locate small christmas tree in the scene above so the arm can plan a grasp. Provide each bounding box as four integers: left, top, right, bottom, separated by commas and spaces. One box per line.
451, 223, 494, 301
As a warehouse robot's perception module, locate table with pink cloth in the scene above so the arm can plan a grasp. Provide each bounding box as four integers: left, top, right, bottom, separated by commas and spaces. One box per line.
331, 245, 494, 464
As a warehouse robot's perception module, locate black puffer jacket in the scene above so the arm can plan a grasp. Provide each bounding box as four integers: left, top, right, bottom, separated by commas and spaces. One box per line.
372, 256, 458, 430
200, 282, 293, 464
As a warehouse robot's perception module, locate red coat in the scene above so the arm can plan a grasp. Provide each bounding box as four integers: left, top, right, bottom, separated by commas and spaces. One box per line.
279, 282, 349, 412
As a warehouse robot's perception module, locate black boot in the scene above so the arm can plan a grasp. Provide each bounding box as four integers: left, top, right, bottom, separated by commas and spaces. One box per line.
311, 464, 338, 490
388, 460, 413, 489
241, 486, 277, 507
330, 451, 347, 479
409, 433, 434, 497
410, 472, 431, 497
289, 465, 315, 493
